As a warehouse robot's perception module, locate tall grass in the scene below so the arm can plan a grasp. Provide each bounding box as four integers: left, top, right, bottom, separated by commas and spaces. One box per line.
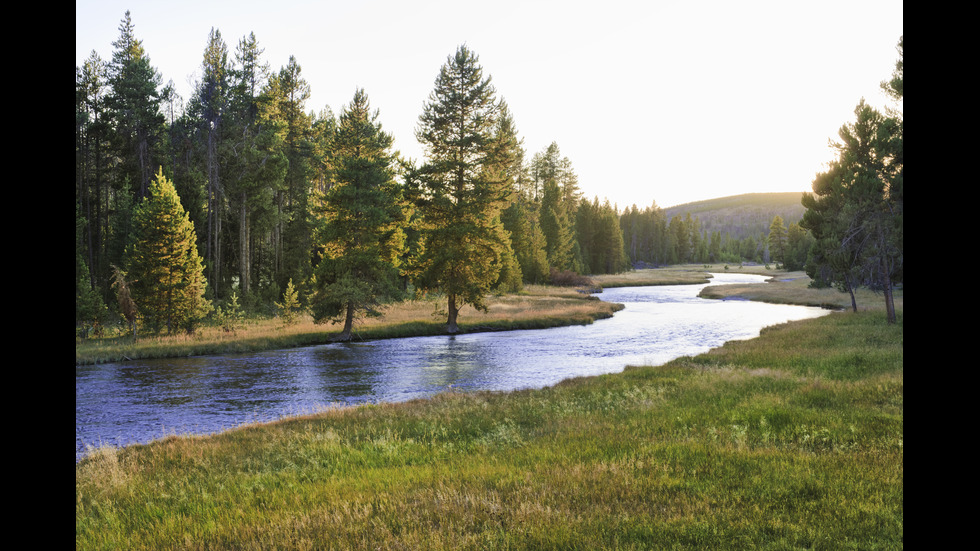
76, 285, 621, 365
592, 263, 789, 288
76, 303, 902, 549
698, 270, 904, 313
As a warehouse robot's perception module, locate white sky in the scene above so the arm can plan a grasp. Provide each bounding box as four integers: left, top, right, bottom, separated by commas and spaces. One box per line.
77, 0, 902, 209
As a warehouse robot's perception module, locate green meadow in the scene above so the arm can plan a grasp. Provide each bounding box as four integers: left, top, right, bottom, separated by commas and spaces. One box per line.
76, 272, 902, 549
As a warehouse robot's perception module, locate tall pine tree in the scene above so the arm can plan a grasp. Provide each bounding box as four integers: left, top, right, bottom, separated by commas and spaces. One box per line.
409, 45, 511, 333
310, 89, 406, 341
106, 11, 165, 201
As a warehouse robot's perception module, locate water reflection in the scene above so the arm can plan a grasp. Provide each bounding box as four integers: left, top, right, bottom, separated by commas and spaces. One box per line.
76, 273, 829, 459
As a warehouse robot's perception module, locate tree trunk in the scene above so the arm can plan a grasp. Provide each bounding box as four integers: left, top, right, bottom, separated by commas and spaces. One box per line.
337, 302, 356, 342
881, 259, 897, 324
239, 195, 250, 296
844, 276, 858, 313
446, 293, 460, 334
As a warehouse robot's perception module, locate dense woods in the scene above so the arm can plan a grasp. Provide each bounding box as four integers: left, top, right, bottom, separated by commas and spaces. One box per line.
76, 12, 899, 335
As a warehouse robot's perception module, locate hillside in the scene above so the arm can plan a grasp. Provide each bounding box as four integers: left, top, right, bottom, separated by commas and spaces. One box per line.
664, 192, 806, 240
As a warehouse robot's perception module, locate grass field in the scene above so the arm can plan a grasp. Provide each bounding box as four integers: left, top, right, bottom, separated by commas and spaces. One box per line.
76, 269, 902, 549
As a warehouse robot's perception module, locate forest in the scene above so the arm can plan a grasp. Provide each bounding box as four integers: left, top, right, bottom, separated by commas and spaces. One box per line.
76, 12, 900, 336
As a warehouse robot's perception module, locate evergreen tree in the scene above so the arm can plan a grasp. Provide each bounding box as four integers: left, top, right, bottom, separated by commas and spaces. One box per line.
310, 89, 407, 341
76, 255, 108, 338
485, 101, 525, 292
802, 157, 864, 311
767, 214, 788, 267
802, 37, 902, 323
669, 215, 688, 264
802, 99, 902, 321
594, 200, 628, 274
193, 28, 232, 300
105, 11, 165, 201
224, 32, 286, 304
275, 278, 302, 325
574, 197, 597, 273
127, 168, 211, 333
540, 177, 576, 272
266, 56, 316, 293
534, 142, 584, 273
502, 197, 549, 284
77, 51, 115, 299
784, 222, 813, 271
409, 45, 511, 333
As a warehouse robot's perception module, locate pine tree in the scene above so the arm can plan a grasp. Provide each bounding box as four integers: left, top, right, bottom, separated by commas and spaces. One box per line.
106, 11, 165, 201
76, 255, 108, 338
192, 27, 232, 300
409, 45, 512, 333
222, 31, 287, 304
595, 200, 628, 274
784, 222, 813, 271
485, 101, 525, 292
275, 278, 302, 326
77, 51, 115, 299
535, 142, 582, 273
540, 177, 576, 271
310, 89, 407, 341
127, 168, 211, 333
767, 215, 788, 267
802, 38, 902, 323
502, 197, 549, 284
265, 56, 316, 293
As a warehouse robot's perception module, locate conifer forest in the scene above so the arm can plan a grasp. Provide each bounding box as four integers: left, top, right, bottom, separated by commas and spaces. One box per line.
76, 12, 902, 334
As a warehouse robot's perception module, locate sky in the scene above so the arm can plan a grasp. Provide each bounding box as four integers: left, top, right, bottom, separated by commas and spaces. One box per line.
77, 0, 902, 209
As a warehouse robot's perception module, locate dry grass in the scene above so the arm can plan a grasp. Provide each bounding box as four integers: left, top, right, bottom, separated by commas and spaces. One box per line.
76, 285, 621, 365
698, 270, 904, 312
592, 263, 780, 288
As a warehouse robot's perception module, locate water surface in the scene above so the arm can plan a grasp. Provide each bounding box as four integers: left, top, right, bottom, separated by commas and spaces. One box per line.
76, 273, 828, 459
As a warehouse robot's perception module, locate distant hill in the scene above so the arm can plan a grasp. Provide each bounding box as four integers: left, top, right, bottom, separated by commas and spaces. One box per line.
663, 192, 806, 240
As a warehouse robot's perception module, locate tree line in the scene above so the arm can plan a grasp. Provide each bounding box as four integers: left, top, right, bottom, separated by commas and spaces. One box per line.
77, 12, 886, 336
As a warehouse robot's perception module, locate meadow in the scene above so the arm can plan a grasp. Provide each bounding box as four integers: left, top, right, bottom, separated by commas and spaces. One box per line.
76, 268, 903, 549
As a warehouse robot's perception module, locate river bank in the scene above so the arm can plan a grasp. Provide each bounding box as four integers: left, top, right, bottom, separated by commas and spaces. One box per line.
76, 290, 903, 549
77, 265, 829, 366
75, 284, 623, 366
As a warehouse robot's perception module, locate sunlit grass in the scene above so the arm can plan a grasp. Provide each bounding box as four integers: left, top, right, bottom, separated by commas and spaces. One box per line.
76, 304, 902, 549
698, 269, 904, 313
76, 285, 621, 365
592, 263, 783, 288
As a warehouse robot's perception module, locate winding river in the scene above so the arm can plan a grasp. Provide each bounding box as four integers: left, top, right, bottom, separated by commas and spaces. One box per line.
76, 273, 829, 460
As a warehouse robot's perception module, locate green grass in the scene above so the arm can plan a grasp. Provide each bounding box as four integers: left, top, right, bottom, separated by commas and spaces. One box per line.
76, 297, 903, 549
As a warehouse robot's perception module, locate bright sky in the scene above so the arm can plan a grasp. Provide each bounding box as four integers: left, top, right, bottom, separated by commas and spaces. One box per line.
77, 0, 902, 209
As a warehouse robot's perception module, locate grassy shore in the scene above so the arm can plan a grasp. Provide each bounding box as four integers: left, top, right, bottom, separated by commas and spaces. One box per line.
76, 285, 622, 365
75, 265, 815, 365
76, 269, 902, 549
591, 263, 781, 288
698, 270, 905, 312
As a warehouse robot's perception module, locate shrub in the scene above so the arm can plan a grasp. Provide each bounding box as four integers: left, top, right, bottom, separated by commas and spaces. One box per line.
548, 267, 596, 288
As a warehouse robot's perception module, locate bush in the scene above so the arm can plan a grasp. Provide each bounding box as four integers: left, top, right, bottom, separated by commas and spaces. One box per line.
548, 267, 596, 288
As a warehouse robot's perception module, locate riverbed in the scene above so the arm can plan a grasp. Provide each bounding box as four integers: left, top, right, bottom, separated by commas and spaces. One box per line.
76, 273, 829, 460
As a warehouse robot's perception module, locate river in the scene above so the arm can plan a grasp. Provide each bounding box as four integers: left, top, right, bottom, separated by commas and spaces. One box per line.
75, 273, 829, 460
